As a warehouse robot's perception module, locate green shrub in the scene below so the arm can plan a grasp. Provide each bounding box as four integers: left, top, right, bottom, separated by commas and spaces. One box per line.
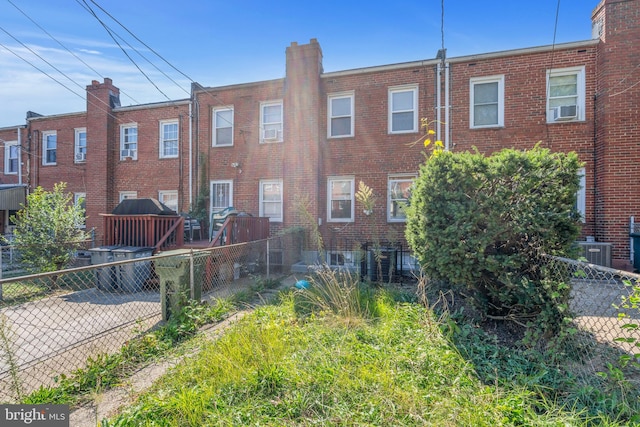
405, 146, 582, 343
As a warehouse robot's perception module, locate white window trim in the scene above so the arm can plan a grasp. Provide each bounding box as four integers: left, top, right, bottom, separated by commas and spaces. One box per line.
387, 174, 416, 223
388, 85, 418, 134
213, 107, 234, 147
260, 100, 283, 143
42, 130, 57, 166
210, 180, 234, 212
119, 191, 137, 202
4, 140, 18, 175
577, 168, 586, 223
159, 120, 179, 159
546, 66, 586, 123
158, 190, 179, 213
328, 91, 354, 138
470, 75, 504, 129
327, 176, 355, 223
259, 179, 283, 222
74, 127, 87, 163
120, 123, 138, 160
74, 192, 86, 229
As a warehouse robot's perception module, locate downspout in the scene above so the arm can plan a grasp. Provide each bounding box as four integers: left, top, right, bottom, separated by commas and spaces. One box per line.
436, 63, 442, 142
188, 101, 193, 208
444, 61, 450, 151
16, 126, 23, 185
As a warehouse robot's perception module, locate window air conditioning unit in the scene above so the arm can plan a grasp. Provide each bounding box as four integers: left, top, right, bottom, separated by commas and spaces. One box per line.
121, 149, 137, 160
553, 105, 577, 121
578, 241, 612, 268
75, 152, 86, 162
263, 128, 279, 140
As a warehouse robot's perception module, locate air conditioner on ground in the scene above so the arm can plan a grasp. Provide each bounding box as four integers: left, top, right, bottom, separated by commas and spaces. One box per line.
553, 105, 577, 121
578, 241, 612, 268
263, 128, 279, 140
121, 149, 137, 160
75, 152, 86, 162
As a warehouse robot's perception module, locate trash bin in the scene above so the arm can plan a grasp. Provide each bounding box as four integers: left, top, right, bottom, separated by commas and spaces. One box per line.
631, 233, 640, 271
88, 245, 121, 291
112, 246, 154, 292
155, 249, 203, 321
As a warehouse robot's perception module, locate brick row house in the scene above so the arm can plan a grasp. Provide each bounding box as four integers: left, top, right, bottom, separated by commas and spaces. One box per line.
0, 0, 638, 269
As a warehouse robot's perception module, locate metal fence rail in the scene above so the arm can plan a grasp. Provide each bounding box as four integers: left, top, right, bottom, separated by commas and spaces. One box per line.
0, 235, 299, 402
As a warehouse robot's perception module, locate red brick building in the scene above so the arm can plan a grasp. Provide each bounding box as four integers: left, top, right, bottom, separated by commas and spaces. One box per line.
0, 0, 638, 269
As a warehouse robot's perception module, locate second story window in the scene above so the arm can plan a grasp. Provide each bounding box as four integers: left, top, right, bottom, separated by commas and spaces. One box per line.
213, 107, 234, 146
260, 101, 283, 143
4, 141, 18, 175
328, 92, 354, 138
160, 120, 179, 158
547, 66, 585, 123
74, 128, 87, 163
42, 131, 57, 165
470, 75, 504, 128
4, 141, 19, 175
120, 124, 138, 160
389, 85, 418, 134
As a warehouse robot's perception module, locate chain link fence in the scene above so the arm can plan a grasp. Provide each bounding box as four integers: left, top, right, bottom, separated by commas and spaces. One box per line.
538, 255, 640, 391
0, 234, 300, 402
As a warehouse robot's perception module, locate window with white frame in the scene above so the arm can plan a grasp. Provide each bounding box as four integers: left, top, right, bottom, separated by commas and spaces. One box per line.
213, 107, 233, 146
547, 66, 585, 123
328, 177, 354, 222
74, 128, 87, 163
160, 120, 178, 158
119, 191, 137, 202
120, 124, 138, 160
159, 190, 178, 213
470, 75, 504, 128
42, 131, 57, 165
210, 180, 233, 212
259, 179, 283, 222
328, 92, 354, 138
74, 192, 86, 228
388, 175, 415, 222
260, 101, 283, 143
576, 168, 586, 223
389, 85, 418, 133
4, 141, 19, 175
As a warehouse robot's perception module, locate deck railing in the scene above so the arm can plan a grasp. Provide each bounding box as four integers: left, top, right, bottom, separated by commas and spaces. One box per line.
101, 214, 184, 252
209, 215, 270, 246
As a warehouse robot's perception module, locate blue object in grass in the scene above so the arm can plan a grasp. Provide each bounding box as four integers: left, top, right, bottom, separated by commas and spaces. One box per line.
295, 280, 310, 289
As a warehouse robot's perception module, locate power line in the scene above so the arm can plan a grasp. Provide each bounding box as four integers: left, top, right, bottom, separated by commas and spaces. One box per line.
78, 0, 174, 102
5, 0, 141, 105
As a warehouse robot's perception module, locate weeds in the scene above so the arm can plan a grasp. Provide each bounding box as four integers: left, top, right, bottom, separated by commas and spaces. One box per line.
22, 299, 232, 405
0, 314, 23, 401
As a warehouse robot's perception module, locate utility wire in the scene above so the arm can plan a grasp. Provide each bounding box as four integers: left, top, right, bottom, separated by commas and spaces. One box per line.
6, 0, 141, 105
79, 0, 173, 102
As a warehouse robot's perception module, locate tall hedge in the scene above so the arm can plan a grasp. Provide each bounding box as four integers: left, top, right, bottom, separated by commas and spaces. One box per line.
405, 146, 582, 340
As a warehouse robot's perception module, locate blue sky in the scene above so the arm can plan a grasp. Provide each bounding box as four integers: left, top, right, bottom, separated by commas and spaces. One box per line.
0, 0, 595, 127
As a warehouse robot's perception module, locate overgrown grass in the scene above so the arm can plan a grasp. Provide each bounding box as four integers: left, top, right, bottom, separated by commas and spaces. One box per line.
21, 298, 233, 406
104, 279, 619, 426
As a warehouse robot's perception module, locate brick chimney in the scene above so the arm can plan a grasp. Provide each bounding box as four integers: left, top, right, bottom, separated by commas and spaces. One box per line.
283, 39, 323, 227
85, 78, 119, 239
